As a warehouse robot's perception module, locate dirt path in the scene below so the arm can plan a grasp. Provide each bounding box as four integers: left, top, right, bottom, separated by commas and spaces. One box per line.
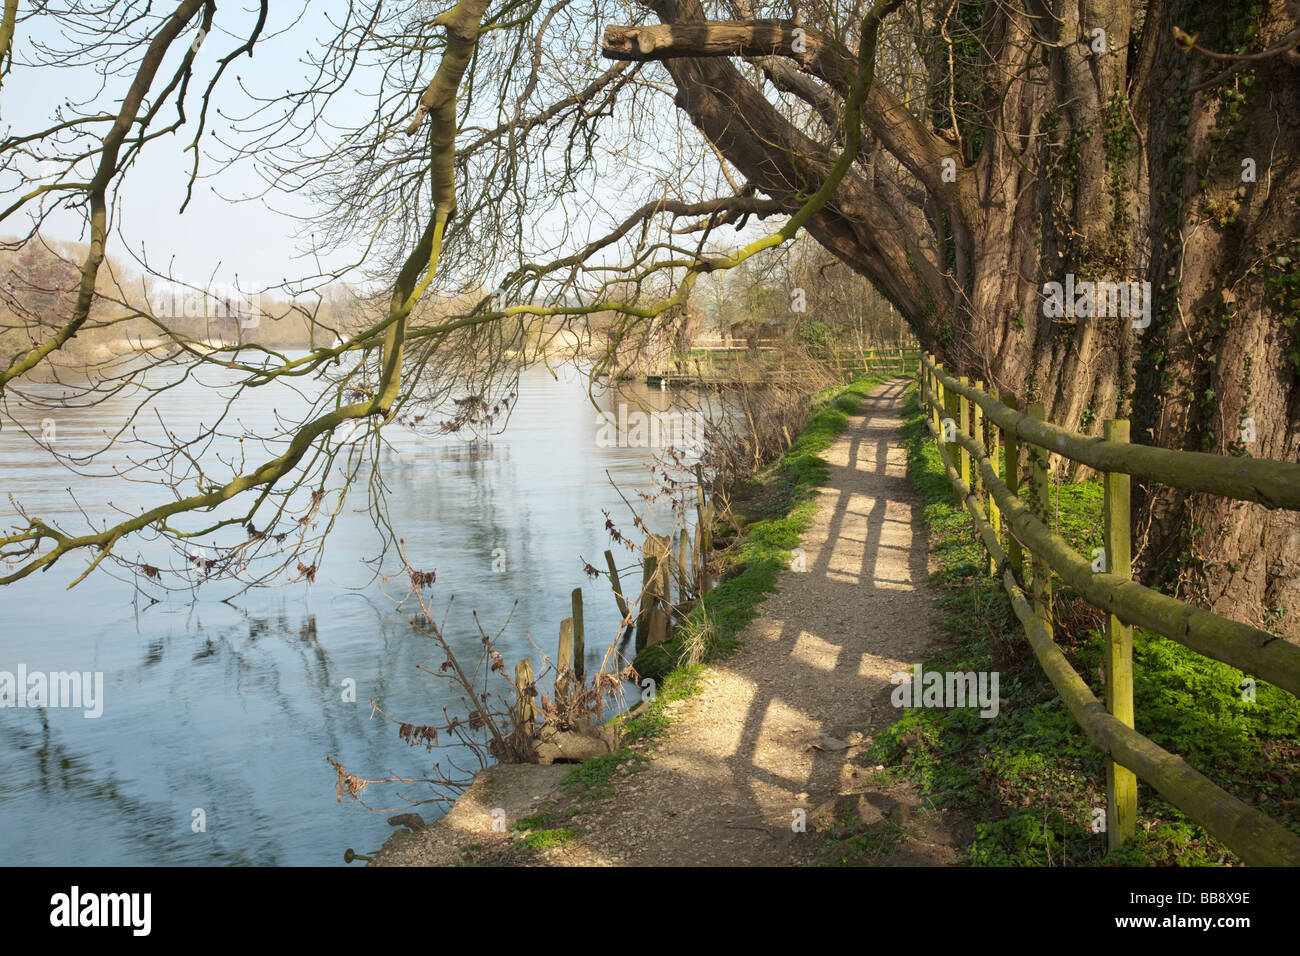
373, 379, 970, 866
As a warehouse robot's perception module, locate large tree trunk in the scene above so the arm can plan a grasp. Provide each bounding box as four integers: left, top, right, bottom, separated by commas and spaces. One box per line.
1132, 1, 1300, 634
609, 0, 1300, 637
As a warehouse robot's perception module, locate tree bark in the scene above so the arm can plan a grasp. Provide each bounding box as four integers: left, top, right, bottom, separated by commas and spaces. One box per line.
604, 0, 1300, 637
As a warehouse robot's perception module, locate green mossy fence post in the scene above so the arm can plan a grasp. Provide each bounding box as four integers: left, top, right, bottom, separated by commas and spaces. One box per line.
927, 357, 934, 409
934, 361, 944, 436
973, 379, 987, 572
570, 587, 585, 683
1104, 419, 1138, 850
934, 359, 945, 438
957, 376, 971, 506
1001, 390, 1024, 587
986, 383, 1002, 577
943, 367, 954, 435
1028, 403, 1053, 633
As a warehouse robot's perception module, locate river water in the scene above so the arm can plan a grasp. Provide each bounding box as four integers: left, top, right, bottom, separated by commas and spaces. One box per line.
0, 360, 693, 865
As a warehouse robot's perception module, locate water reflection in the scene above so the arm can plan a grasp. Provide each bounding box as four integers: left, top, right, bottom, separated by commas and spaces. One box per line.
0, 363, 690, 865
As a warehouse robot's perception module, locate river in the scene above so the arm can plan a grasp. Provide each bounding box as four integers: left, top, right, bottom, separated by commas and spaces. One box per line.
0, 359, 695, 865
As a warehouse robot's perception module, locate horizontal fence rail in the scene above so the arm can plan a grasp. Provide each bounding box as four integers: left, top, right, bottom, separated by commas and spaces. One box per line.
930, 363, 1300, 510
916, 351, 1300, 866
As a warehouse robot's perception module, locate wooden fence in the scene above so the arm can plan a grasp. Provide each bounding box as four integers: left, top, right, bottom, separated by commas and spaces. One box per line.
658, 346, 921, 386
858, 347, 920, 376
917, 351, 1300, 866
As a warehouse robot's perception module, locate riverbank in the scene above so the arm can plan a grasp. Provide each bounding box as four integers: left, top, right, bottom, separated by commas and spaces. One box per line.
366, 376, 973, 866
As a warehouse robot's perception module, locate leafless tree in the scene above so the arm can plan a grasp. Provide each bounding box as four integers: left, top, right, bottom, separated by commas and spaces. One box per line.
1, 0, 1297, 633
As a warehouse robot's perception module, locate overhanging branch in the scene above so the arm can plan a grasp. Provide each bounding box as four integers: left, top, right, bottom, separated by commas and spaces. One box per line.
600, 17, 971, 222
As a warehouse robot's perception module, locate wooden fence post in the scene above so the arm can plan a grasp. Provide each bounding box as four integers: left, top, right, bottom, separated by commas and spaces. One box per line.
957, 376, 971, 504
934, 360, 946, 446
933, 360, 944, 435
972, 379, 985, 501
570, 587, 585, 683
941, 364, 951, 424
1001, 391, 1023, 586
1027, 404, 1053, 631
1103, 419, 1137, 850
974, 380, 990, 574
987, 408, 1001, 576
921, 353, 929, 409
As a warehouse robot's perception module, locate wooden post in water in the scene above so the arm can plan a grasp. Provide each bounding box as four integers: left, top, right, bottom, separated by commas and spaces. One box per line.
1027, 404, 1053, 631
604, 549, 630, 623
570, 587, 585, 683
1103, 419, 1137, 850
693, 521, 706, 596
514, 659, 536, 737
648, 533, 669, 646
635, 534, 668, 653
678, 530, 691, 603
635, 548, 656, 653
648, 601, 669, 647
557, 618, 574, 701
694, 464, 712, 594
1001, 391, 1023, 586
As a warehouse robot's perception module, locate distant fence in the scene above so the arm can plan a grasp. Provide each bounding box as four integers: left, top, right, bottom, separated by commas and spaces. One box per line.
857, 347, 919, 376
917, 351, 1300, 866
666, 346, 920, 385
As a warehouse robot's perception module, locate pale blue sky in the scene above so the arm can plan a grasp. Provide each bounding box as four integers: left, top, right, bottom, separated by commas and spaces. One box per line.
4, 1, 784, 306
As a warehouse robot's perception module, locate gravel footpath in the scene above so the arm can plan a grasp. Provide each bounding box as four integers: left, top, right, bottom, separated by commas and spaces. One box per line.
371, 379, 970, 866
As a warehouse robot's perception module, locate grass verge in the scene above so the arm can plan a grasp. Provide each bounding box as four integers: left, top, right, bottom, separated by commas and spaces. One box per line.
869, 387, 1300, 865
